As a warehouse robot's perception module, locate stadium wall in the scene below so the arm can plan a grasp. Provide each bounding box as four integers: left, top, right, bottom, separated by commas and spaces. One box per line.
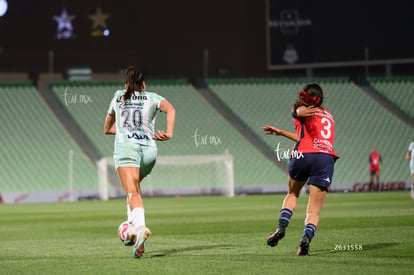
1, 1, 414, 78
0, 181, 411, 204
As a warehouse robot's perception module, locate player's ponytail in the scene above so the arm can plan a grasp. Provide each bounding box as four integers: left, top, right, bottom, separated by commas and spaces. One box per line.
293, 83, 324, 110
124, 66, 145, 101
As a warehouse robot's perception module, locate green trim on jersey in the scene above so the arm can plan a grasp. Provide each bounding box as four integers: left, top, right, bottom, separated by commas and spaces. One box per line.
108, 90, 165, 147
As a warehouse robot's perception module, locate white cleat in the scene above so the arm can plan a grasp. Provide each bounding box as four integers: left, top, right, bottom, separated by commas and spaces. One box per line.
133, 226, 152, 259
124, 223, 137, 246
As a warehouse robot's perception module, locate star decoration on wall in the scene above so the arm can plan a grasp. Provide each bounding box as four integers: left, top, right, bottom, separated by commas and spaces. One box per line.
89, 8, 111, 28
53, 8, 76, 39
89, 7, 111, 37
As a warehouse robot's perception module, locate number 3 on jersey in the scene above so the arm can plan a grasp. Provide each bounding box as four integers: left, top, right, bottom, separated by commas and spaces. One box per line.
121, 109, 142, 129
320, 117, 331, 139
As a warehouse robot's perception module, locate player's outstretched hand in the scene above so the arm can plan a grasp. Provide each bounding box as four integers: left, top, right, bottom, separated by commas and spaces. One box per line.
153, 130, 173, 141
296, 106, 318, 117
262, 125, 282, 136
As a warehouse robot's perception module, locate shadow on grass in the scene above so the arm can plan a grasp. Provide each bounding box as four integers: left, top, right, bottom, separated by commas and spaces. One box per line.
311, 242, 399, 255
359, 242, 399, 251
149, 244, 236, 257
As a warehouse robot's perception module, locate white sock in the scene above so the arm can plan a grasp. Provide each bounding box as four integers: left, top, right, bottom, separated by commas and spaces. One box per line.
127, 202, 131, 217
129, 207, 145, 228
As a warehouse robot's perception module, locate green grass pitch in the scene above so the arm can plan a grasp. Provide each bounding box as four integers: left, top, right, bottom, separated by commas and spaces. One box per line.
0, 191, 413, 274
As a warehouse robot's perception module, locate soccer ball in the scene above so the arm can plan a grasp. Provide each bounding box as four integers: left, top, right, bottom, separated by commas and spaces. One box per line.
118, 221, 129, 243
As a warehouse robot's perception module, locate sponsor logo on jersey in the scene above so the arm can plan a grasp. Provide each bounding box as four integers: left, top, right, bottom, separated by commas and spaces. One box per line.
313, 138, 333, 151
127, 133, 150, 140
119, 102, 144, 109
117, 95, 148, 102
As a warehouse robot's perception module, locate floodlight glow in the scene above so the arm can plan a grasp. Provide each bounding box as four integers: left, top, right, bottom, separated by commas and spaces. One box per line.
0, 0, 8, 17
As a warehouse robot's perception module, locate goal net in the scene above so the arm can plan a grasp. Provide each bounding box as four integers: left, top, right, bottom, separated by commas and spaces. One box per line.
97, 152, 235, 200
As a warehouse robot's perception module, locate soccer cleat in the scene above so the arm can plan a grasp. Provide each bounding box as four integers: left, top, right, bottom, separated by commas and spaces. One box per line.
296, 235, 310, 256
267, 227, 285, 247
124, 223, 137, 246
133, 226, 152, 259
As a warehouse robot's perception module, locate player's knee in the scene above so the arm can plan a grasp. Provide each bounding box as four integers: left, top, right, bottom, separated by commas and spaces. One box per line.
287, 192, 300, 202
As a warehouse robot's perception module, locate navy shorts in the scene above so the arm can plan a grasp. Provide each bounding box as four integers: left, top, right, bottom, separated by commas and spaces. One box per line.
288, 153, 335, 191
369, 169, 379, 176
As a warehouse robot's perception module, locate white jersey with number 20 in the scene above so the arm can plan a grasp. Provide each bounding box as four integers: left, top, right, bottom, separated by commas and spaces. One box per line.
108, 90, 165, 147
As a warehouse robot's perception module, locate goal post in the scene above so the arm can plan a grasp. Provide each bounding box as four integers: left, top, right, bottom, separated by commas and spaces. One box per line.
97, 152, 235, 200
96, 157, 110, 201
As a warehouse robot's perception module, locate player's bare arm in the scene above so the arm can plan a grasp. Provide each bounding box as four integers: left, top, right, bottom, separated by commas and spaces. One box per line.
104, 114, 116, 135
296, 106, 318, 117
262, 125, 298, 142
153, 100, 175, 141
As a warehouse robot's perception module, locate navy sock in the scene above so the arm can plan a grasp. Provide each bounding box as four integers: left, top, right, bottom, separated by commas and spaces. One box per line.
278, 208, 293, 228
303, 223, 316, 241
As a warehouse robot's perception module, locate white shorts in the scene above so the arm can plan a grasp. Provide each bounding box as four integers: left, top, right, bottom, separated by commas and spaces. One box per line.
114, 143, 157, 177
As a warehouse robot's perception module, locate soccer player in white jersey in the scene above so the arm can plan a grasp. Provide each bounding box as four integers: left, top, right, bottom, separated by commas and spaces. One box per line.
104, 66, 175, 258
406, 139, 414, 199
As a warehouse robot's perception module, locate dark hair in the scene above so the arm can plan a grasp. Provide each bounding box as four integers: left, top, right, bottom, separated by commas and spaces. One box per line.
124, 66, 144, 101
293, 83, 324, 110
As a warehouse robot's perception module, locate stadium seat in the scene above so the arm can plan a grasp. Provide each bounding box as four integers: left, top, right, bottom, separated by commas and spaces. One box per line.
368, 76, 414, 119
0, 83, 97, 192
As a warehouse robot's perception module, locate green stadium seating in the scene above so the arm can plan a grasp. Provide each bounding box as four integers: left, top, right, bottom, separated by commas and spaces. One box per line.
368, 76, 414, 119
7, 77, 410, 196
207, 78, 413, 185
0, 84, 97, 192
